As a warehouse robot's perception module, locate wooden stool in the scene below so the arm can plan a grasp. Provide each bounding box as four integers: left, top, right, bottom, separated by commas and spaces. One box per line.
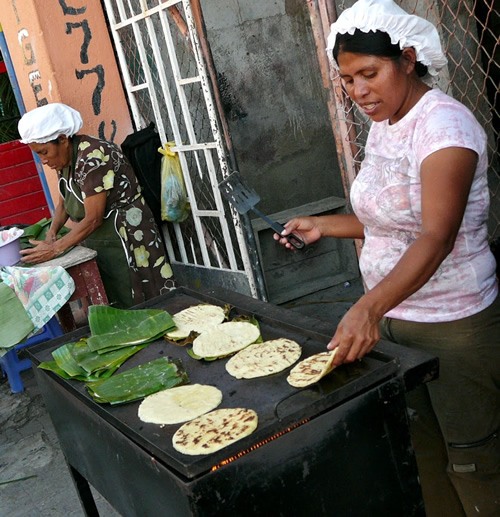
37, 246, 109, 332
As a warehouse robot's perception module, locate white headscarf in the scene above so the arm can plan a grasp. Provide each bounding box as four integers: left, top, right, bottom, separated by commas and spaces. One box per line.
18, 103, 83, 144
326, 0, 447, 77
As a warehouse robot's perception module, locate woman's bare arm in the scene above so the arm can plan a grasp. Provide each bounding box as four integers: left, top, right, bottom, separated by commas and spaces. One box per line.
20, 192, 107, 263
328, 146, 478, 365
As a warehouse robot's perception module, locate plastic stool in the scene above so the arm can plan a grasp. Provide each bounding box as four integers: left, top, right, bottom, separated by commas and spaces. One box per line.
0, 316, 64, 393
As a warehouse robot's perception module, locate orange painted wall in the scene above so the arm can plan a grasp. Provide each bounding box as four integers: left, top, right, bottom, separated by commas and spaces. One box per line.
0, 0, 133, 207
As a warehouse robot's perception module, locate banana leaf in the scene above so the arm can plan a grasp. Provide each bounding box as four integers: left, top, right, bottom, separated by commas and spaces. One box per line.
52, 342, 87, 377
20, 218, 70, 249
86, 357, 188, 404
87, 305, 175, 353
38, 360, 74, 379
0, 282, 34, 354
72, 340, 147, 375
42, 338, 147, 381
37, 358, 121, 382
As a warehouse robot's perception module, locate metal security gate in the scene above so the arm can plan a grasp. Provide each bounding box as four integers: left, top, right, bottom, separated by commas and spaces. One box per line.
102, 0, 265, 299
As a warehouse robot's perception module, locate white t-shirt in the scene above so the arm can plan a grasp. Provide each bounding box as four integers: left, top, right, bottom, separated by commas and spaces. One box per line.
350, 88, 498, 322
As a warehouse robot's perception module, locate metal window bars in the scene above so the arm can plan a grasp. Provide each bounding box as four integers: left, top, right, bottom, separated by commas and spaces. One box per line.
102, 0, 263, 297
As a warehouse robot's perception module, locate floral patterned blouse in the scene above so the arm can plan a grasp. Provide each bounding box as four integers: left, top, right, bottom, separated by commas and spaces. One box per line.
58, 135, 174, 307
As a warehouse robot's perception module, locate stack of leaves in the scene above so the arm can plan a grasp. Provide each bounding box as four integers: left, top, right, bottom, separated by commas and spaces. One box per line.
20, 218, 71, 250
86, 357, 188, 404
38, 338, 148, 382
38, 305, 180, 394
87, 305, 176, 353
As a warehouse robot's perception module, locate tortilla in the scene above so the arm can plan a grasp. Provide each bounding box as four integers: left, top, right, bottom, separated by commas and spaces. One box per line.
225, 338, 302, 379
192, 321, 260, 358
138, 384, 223, 425
166, 304, 226, 340
172, 408, 258, 456
286, 349, 338, 388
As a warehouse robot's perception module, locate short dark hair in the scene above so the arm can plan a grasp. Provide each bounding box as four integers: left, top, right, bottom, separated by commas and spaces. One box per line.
332, 29, 428, 77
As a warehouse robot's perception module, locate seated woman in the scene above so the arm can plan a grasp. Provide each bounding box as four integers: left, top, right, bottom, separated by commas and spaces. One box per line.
18, 102, 175, 308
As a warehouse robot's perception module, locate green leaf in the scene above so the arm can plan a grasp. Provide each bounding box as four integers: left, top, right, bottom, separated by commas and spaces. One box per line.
79, 343, 147, 374
41, 337, 147, 381
0, 282, 34, 349
38, 360, 73, 379
20, 218, 71, 250
86, 357, 188, 404
87, 305, 175, 353
52, 342, 88, 377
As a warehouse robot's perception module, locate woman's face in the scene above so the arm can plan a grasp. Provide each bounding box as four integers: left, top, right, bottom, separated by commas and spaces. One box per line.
29, 136, 72, 171
337, 49, 418, 124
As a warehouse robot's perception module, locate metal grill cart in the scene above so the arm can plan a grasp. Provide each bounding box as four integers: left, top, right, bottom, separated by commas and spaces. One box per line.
27, 287, 438, 516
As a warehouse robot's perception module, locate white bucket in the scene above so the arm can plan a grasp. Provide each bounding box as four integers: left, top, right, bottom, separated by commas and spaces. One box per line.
0, 228, 23, 266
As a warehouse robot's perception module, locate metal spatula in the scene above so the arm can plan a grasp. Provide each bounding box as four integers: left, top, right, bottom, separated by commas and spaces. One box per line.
218, 172, 305, 250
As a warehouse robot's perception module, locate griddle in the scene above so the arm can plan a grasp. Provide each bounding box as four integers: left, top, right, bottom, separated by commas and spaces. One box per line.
28, 287, 400, 480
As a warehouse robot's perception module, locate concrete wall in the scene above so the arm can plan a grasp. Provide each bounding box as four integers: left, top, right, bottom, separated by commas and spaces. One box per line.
1, 0, 346, 217
202, 0, 345, 215
0, 0, 133, 206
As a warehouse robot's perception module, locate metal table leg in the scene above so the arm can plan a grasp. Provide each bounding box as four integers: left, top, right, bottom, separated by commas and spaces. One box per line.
68, 465, 100, 517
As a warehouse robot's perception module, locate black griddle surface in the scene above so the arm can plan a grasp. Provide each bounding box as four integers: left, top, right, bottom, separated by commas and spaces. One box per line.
27, 287, 399, 479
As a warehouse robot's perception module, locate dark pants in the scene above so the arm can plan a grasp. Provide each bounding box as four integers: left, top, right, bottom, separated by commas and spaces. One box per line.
380, 294, 500, 517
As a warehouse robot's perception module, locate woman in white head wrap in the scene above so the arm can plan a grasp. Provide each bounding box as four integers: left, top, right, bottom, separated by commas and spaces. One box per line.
275, 1, 499, 515
18, 103, 175, 308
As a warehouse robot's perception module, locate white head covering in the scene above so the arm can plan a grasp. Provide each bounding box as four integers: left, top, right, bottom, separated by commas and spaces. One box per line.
18, 103, 83, 144
326, 0, 447, 77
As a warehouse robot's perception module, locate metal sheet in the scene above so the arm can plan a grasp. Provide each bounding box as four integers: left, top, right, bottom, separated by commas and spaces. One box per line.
27, 287, 399, 479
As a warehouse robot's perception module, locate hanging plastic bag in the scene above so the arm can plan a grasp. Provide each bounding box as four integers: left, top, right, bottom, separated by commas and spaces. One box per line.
158, 142, 190, 223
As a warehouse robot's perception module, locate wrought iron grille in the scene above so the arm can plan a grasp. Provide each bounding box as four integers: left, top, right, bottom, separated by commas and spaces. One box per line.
331, 0, 500, 240
102, 0, 260, 295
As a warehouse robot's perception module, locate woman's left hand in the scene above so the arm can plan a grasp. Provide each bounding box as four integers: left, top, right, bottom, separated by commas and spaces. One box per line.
19, 239, 59, 264
327, 300, 381, 366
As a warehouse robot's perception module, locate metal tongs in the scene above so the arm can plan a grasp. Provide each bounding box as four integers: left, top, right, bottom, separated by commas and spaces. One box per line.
218, 172, 305, 250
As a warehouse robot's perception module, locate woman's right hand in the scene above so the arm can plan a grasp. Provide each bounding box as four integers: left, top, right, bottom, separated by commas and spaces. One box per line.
273, 216, 322, 249
44, 229, 58, 244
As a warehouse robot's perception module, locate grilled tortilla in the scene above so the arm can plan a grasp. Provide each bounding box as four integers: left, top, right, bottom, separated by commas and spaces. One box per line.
225, 338, 302, 379
286, 349, 338, 388
166, 304, 226, 340
138, 384, 223, 425
172, 408, 258, 455
192, 321, 260, 358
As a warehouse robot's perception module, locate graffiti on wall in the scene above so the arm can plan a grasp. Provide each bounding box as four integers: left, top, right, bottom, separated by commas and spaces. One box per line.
12, 0, 117, 141
17, 28, 48, 107
60, 0, 117, 141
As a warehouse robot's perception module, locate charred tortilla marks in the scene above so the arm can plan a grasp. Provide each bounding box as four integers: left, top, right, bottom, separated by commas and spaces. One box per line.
286, 350, 337, 388
225, 338, 302, 379
172, 408, 258, 455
